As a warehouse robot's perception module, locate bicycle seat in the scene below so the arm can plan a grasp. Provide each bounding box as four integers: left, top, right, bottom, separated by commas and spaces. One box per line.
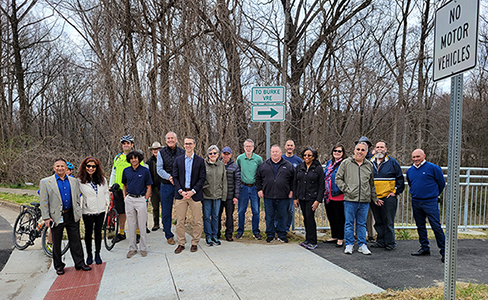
30, 202, 40, 208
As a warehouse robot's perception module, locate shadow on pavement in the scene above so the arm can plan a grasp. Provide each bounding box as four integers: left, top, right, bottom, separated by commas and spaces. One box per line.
312, 239, 488, 290
0, 214, 14, 272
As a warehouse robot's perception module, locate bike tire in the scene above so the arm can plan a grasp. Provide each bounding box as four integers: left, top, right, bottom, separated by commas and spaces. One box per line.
41, 225, 70, 258
12, 210, 37, 250
103, 208, 119, 251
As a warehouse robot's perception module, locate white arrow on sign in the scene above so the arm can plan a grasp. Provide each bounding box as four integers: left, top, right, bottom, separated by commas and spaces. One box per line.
251, 105, 285, 122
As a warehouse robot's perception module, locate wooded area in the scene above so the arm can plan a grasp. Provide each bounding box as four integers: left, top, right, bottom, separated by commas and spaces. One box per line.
1, 0, 487, 183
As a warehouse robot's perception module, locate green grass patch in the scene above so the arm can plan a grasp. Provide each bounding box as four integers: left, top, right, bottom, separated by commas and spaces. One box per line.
0, 192, 39, 206
0, 183, 38, 190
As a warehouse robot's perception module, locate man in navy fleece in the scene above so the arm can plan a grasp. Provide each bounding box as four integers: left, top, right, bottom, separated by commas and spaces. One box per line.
406, 149, 446, 263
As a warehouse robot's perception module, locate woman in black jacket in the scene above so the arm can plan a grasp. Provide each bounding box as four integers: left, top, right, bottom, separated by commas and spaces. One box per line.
293, 147, 325, 250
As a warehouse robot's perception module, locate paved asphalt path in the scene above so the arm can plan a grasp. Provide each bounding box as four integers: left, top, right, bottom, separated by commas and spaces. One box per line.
0, 214, 14, 272
313, 239, 488, 290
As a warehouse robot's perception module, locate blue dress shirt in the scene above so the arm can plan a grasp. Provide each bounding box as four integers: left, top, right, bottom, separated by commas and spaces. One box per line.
55, 174, 72, 211
184, 153, 194, 189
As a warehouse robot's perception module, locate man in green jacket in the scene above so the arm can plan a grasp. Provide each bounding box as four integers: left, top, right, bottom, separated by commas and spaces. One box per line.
335, 142, 383, 255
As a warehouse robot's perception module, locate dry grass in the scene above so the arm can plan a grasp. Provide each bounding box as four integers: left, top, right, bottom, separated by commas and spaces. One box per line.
354, 283, 488, 300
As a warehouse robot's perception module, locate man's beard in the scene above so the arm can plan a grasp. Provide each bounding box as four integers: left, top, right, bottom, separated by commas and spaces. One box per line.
376, 151, 385, 159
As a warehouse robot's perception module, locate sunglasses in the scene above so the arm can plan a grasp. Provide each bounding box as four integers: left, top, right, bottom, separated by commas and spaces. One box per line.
333, 150, 343, 153
355, 148, 366, 152
209, 152, 218, 155
303, 154, 313, 157
86, 165, 97, 169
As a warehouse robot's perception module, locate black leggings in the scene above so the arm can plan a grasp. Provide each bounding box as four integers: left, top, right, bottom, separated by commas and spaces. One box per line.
83, 213, 105, 254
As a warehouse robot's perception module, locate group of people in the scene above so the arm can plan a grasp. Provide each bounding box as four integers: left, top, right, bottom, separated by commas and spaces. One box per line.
38, 132, 447, 276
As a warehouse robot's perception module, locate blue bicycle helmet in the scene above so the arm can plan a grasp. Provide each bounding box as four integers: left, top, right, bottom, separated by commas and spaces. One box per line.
66, 162, 73, 170
120, 135, 134, 143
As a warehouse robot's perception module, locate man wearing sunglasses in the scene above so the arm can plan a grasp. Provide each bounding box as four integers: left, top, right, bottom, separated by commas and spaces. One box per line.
369, 141, 404, 251
336, 142, 383, 255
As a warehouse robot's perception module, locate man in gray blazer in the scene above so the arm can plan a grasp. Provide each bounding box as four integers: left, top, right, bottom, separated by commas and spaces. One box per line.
40, 158, 91, 275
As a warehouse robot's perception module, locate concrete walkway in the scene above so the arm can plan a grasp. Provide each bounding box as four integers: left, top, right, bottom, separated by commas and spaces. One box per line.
1, 199, 383, 299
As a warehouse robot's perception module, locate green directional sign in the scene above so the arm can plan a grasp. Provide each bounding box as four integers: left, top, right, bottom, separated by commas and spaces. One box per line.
252, 105, 285, 122
251, 86, 285, 103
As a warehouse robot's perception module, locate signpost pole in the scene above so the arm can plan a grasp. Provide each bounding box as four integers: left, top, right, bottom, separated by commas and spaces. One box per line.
266, 121, 270, 159
444, 73, 463, 300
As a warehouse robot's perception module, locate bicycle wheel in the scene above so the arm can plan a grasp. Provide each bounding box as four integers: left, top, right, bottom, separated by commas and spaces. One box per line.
12, 210, 37, 250
103, 208, 119, 251
41, 225, 70, 258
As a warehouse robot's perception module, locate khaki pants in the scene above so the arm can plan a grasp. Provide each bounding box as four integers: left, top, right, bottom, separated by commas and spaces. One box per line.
175, 198, 203, 246
125, 195, 148, 251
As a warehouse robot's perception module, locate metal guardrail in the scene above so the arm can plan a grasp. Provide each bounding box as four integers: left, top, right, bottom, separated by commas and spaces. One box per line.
294, 166, 488, 231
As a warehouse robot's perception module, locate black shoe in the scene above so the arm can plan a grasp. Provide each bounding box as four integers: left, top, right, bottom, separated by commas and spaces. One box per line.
75, 264, 92, 271
95, 253, 102, 264
385, 245, 396, 251
235, 232, 243, 239
206, 237, 214, 246
367, 237, 375, 242
212, 237, 221, 246
114, 233, 126, 243
254, 233, 262, 240
278, 236, 289, 243
136, 234, 140, 244
225, 236, 233, 242
146, 228, 151, 234
56, 268, 65, 275
411, 248, 430, 256
370, 243, 385, 248
151, 226, 160, 231
266, 236, 274, 243
86, 254, 93, 265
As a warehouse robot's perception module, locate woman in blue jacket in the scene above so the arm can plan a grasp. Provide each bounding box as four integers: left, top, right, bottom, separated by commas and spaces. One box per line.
323, 144, 347, 247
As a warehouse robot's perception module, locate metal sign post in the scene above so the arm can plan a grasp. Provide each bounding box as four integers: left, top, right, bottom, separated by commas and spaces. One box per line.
433, 1, 479, 298
444, 74, 463, 300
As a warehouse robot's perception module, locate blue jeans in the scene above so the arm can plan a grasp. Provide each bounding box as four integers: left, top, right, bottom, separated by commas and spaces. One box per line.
371, 196, 397, 247
160, 183, 175, 239
264, 198, 288, 239
412, 199, 445, 255
277, 198, 294, 231
344, 201, 370, 246
202, 199, 221, 238
237, 185, 260, 235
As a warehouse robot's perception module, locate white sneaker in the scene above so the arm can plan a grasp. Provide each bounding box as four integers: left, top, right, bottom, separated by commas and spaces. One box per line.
344, 245, 353, 254
358, 244, 371, 255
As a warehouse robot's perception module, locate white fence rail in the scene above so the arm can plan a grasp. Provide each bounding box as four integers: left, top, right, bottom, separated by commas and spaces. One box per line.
295, 167, 488, 231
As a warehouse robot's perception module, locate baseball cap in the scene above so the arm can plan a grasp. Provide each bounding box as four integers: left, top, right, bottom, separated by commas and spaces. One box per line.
222, 146, 232, 154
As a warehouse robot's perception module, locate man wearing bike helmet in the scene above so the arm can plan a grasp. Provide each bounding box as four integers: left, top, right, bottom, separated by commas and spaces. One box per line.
66, 162, 74, 177
110, 135, 146, 242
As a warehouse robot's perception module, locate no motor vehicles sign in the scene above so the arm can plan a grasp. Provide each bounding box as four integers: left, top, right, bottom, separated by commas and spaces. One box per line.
433, 0, 479, 81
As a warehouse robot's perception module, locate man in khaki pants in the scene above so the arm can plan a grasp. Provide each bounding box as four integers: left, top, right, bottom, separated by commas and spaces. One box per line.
172, 137, 206, 254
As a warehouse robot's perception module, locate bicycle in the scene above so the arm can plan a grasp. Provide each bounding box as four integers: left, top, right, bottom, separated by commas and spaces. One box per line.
103, 184, 120, 251
12, 202, 69, 258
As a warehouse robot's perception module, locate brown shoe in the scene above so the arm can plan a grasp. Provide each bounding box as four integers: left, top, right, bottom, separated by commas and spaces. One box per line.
190, 245, 198, 252
141, 251, 147, 257
127, 250, 137, 258
174, 245, 185, 254
167, 237, 176, 245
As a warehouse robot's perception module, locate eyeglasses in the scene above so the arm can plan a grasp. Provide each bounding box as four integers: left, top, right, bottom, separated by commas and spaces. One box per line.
209, 152, 218, 155
303, 154, 313, 157
333, 150, 343, 153
86, 165, 97, 169
355, 148, 366, 152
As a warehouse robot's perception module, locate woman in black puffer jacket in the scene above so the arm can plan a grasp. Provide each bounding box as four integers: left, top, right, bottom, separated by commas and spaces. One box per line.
293, 147, 325, 250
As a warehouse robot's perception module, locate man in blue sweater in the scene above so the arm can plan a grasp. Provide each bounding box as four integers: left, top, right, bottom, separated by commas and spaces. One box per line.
406, 149, 446, 263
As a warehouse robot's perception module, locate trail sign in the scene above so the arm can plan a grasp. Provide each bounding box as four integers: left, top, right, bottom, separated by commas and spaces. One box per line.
433, 0, 479, 81
251, 105, 285, 122
251, 86, 285, 103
